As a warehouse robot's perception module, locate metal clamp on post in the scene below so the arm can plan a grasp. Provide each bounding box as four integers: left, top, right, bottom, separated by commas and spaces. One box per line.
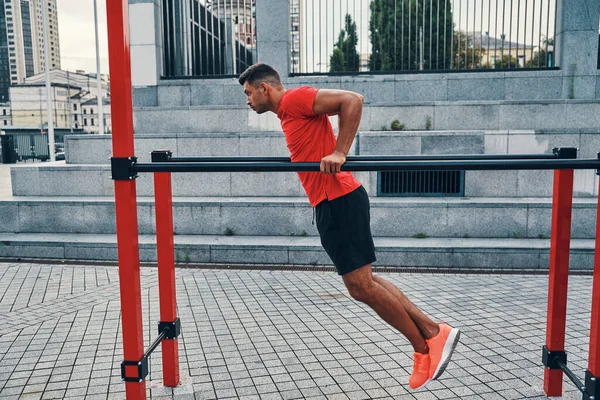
585, 370, 599, 400
553, 147, 578, 160
111, 156, 138, 180
151, 150, 173, 163
158, 317, 181, 339
543, 346, 587, 394
121, 358, 148, 383
542, 346, 567, 370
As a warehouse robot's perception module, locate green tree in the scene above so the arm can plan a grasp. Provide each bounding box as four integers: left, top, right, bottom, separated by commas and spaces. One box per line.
330, 14, 360, 72
494, 55, 518, 69
369, 0, 453, 71
453, 31, 484, 69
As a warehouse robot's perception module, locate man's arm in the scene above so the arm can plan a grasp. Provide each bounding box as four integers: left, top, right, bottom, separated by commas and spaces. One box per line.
313, 89, 364, 174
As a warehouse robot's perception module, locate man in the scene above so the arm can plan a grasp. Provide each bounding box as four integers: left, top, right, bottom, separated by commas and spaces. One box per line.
239, 63, 459, 390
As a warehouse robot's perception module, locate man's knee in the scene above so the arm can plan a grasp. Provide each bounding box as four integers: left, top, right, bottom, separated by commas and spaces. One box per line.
344, 277, 375, 302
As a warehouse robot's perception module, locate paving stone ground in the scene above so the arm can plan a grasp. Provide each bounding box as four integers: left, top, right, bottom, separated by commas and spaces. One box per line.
0, 261, 592, 399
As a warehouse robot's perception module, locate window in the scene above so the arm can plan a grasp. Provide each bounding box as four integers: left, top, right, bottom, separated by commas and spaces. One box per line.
73, 104, 77, 111
3, 120, 6, 126
2, 109, 6, 115
74, 114, 78, 121
91, 119, 95, 126
91, 108, 94, 114
83, 109, 87, 114
84, 118, 87, 126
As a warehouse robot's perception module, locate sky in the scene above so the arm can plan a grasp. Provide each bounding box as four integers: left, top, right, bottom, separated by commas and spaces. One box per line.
56, 0, 109, 74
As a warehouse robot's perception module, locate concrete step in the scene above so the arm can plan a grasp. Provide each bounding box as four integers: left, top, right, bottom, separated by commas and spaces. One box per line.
132, 100, 600, 133
0, 233, 594, 270
9, 163, 322, 197
10, 161, 598, 198
0, 195, 596, 239
65, 132, 293, 164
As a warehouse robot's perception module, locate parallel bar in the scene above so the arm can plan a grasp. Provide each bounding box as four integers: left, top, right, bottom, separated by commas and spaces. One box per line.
153, 171, 180, 387
137, 159, 600, 173
543, 168, 575, 397
106, 0, 145, 398
589, 175, 600, 377
169, 154, 559, 163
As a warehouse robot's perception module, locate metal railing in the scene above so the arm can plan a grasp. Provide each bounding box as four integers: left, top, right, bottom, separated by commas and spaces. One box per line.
291, 0, 557, 75
162, 0, 256, 78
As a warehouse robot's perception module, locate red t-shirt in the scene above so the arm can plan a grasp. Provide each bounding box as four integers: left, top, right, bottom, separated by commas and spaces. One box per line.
277, 86, 362, 207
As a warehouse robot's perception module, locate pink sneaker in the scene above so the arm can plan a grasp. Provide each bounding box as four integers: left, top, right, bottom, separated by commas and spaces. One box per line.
408, 352, 431, 389
426, 323, 460, 380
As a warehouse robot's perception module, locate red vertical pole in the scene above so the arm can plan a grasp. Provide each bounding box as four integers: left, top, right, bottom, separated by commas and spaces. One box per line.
543, 168, 574, 397
153, 164, 180, 387
107, 0, 146, 398
588, 174, 600, 379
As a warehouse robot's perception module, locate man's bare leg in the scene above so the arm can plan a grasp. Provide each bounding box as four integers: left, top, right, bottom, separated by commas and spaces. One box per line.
372, 275, 440, 340
342, 264, 428, 353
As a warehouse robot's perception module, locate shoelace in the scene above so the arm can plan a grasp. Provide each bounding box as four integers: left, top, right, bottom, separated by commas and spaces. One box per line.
413, 354, 429, 374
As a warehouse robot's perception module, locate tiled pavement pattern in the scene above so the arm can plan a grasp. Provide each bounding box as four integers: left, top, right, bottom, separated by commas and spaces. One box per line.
0, 261, 592, 399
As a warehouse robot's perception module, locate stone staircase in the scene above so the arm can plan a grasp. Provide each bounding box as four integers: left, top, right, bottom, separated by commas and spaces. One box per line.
1, 94, 598, 270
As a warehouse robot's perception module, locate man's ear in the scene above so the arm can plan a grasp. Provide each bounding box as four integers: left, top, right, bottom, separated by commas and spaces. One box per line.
260, 82, 269, 95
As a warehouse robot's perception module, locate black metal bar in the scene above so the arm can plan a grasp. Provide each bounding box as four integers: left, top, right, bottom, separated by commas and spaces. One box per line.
168, 154, 559, 163
136, 159, 600, 174
145, 329, 168, 360
556, 359, 586, 394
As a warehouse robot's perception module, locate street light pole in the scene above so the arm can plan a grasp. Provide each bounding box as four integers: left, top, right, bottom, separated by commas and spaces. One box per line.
42, 0, 55, 161
94, 0, 105, 135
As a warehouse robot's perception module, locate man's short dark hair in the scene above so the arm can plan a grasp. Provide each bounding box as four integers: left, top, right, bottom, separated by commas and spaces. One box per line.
238, 63, 282, 87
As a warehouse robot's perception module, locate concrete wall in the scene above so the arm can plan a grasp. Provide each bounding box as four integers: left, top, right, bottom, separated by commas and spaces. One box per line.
129, 99, 600, 133
1, 196, 596, 240
134, 70, 600, 108
128, 0, 162, 87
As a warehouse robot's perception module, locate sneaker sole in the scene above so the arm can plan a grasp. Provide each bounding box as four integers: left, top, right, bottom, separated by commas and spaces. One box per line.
432, 328, 460, 380
410, 378, 431, 390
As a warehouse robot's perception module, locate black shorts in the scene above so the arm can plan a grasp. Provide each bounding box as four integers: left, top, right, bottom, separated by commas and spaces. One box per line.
315, 186, 377, 276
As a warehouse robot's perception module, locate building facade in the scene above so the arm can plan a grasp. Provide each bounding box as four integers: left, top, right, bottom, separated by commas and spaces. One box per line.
0, 102, 10, 125
0, 0, 60, 102
0, 1, 9, 102
80, 97, 111, 134
30, 0, 60, 73
9, 69, 109, 132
